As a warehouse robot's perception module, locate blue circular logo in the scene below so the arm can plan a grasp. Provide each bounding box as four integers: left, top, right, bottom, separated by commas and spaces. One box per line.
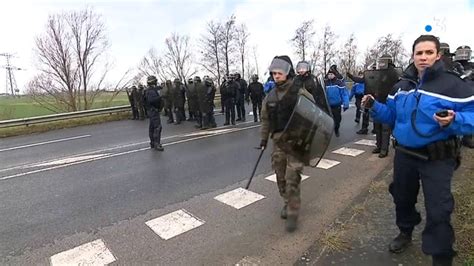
425, 25, 432, 32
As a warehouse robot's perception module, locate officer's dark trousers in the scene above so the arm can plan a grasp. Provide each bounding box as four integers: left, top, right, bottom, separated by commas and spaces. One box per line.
148, 109, 162, 147
374, 122, 391, 152
462, 135, 474, 148
252, 100, 262, 122
131, 105, 139, 119
390, 150, 456, 257
331, 106, 342, 133
224, 99, 236, 124
236, 96, 245, 120
354, 95, 363, 121
174, 107, 185, 124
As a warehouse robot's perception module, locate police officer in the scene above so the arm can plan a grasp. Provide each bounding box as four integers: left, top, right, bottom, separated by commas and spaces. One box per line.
260, 55, 315, 232
136, 85, 146, 120
171, 78, 186, 124
221, 74, 238, 125
294, 61, 330, 115
246, 74, 265, 122
193, 76, 207, 129
453, 45, 474, 148
234, 73, 248, 122
204, 76, 217, 128
162, 80, 174, 123
186, 77, 198, 122
363, 35, 474, 266
126, 86, 139, 120
144, 75, 164, 151
325, 67, 349, 137
373, 54, 399, 158
347, 71, 365, 124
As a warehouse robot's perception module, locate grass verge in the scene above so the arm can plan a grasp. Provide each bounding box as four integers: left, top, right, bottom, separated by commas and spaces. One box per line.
0, 112, 130, 138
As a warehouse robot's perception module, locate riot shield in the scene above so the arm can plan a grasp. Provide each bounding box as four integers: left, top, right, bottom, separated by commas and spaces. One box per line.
364, 68, 400, 101
275, 94, 334, 167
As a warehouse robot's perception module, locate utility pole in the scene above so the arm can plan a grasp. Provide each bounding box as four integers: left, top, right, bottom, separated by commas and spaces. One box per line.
1, 53, 22, 96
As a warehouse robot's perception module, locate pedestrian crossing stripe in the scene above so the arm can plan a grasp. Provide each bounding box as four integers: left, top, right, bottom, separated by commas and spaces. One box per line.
145, 209, 205, 240
332, 147, 365, 157
316, 159, 341, 169
265, 174, 310, 182
214, 188, 265, 209
354, 139, 377, 147
50, 239, 116, 266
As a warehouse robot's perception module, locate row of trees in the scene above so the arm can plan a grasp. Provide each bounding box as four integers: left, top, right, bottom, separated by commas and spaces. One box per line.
28, 8, 410, 112
290, 20, 409, 77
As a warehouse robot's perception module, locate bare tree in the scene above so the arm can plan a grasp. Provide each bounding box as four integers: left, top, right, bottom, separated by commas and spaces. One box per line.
138, 47, 167, 82
316, 25, 338, 74
199, 21, 224, 85
31, 8, 111, 112
219, 14, 237, 76
291, 20, 315, 61
252, 46, 260, 77
364, 34, 409, 68
163, 32, 196, 82
236, 23, 250, 78
338, 33, 358, 76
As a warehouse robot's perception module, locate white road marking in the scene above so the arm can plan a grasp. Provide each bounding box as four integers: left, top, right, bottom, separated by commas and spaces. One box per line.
249, 111, 254, 116
0, 124, 261, 181
50, 239, 116, 266
316, 159, 341, 169
145, 209, 204, 240
214, 187, 265, 209
265, 174, 310, 183
0, 135, 91, 153
33, 154, 109, 167
354, 139, 377, 147
332, 147, 365, 157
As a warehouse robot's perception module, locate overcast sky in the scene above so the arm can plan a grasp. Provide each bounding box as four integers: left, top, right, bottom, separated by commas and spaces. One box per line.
1, 0, 473, 93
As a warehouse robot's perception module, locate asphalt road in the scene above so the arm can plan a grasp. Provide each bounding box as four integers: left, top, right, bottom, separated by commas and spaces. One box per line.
0, 104, 391, 265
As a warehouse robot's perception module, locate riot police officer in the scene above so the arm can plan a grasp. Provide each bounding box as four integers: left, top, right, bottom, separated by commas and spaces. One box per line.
171, 78, 186, 124
260, 55, 316, 232
163, 80, 174, 123
372, 54, 399, 158
294, 61, 330, 115
137, 85, 146, 120
221, 74, 238, 125
246, 74, 265, 122
186, 77, 198, 122
453, 45, 474, 148
363, 35, 474, 266
203, 76, 217, 128
144, 75, 164, 151
234, 73, 248, 122
126, 86, 139, 120
347, 71, 366, 124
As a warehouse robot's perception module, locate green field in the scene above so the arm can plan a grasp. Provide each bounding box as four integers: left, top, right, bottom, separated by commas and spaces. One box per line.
0, 92, 130, 120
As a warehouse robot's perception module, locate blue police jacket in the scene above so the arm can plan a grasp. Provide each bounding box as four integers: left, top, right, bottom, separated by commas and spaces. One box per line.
371, 61, 474, 148
349, 82, 365, 100
325, 78, 349, 108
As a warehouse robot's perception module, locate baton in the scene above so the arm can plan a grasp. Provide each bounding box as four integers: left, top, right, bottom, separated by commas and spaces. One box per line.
245, 147, 265, 189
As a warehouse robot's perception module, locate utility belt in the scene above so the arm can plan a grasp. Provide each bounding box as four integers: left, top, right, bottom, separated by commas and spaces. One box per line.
392, 137, 461, 161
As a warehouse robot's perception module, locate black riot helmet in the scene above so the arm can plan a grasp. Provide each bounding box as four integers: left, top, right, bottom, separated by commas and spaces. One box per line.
454, 45, 472, 62
173, 78, 181, 84
194, 76, 201, 83
204, 76, 212, 86
251, 74, 258, 82
377, 54, 393, 69
296, 61, 311, 75
234, 73, 241, 79
188, 77, 193, 84
440, 42, 452, 56
147, 75, 157, 86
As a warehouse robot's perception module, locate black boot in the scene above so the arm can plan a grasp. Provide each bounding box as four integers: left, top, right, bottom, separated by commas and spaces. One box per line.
378, 150, 388, 158
432, 255, 453, 266
154, 144, 164, 151
388, 232, 412, 253
372, 147, 381, 154
286, 215, 298, 232
356, 128, 368, 135
280, 204, 288, 219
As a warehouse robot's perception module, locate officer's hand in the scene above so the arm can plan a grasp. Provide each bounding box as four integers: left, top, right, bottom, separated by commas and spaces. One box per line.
361, 95, 375, 108
434, 110, 455, 127
259, 139, 267, 150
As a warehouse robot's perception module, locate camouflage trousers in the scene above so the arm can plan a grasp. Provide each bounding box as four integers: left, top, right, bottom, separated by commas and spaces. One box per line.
271, 141, 304, 216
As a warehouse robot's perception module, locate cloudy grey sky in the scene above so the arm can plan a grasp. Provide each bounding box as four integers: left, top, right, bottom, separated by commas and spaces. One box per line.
1, 0, 473, 93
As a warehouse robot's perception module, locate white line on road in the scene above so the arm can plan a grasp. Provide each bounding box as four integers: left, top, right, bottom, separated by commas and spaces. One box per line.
0, 135, 91, 153
145, 209, 205, 240
332, 147, 365, 157
265, 174, 310, 183
0, 124, 261, 181
316, 159, 341, 169
50, 239, 116, 266
214, 187, 265, 209
354, 139, 377, 147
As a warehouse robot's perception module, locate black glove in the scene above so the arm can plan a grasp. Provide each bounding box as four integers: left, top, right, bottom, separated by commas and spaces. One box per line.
260, 139, 267, 149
